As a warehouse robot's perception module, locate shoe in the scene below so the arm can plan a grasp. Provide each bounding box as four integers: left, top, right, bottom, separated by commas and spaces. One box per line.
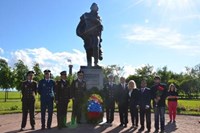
123, 124, 127, 128
173, 120, 176, 123
139, 127, 144, 131
41, 127, 45, 130
63, 125, 67, 128
20, 128, 25, 131
108, 123, 113, 126
154, 129, 159, 133
31, 126, 35, 130
169, 120, 172, 123
132, 124, 135, 128
160, 130, 164, 133
119, 123, 123, 127
47, 126, 51, 129
147, 129, 151, 132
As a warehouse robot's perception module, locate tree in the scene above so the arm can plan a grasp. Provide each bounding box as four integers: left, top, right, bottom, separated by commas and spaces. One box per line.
135, 64, 154, 78
32, 63, 43, 82
102, 65, 124, 83
156, 66, 174, 84
134, 64, 155, 87
0, 58, 14, 102
126, 75, 142, 88
13, 60, 29, 91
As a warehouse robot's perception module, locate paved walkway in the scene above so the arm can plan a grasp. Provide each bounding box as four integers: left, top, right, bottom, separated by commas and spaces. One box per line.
0, 113, 200, 133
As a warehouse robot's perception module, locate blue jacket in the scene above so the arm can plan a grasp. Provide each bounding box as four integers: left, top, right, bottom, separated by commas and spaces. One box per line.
38, 79, 55, 101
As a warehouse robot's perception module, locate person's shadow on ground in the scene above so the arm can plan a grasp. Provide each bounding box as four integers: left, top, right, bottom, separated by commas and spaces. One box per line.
165, 121, 178, 133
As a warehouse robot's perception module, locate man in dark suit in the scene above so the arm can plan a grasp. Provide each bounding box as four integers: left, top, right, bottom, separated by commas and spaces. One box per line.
116, 77, 129, 127
103, 74, 117, 125
138, 79, 151, 132
71, 70, 87, 124
38, 69, 55, 130
55, 71, 70, 129
20, 71, 37, 131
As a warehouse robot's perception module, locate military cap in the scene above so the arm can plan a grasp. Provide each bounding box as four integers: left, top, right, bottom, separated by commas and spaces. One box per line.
60, 71, 67, 75
44, 69, 51, 73
154, 75, 161, 80
27, 71, 34, 75
107, 74, 114, 78
77, 70, 84, 74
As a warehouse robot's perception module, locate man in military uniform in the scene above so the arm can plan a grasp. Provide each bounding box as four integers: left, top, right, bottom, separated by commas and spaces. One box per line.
55, 71, 70, 129
76, 3, 103, 67
71, 70, 87, 124
20, 71, 37, 131
38, 69, 55, 130
103, 74, 117, 125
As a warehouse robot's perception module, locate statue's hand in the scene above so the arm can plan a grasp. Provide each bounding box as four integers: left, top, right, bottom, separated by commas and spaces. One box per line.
100, 38, 103, 42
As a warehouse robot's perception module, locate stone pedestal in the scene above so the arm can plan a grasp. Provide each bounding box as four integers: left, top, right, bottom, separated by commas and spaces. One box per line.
80, 66, 104, 90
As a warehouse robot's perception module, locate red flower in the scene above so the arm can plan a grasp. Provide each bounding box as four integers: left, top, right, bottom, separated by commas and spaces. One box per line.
87, 112, 101, 120
158, 86, 164, 91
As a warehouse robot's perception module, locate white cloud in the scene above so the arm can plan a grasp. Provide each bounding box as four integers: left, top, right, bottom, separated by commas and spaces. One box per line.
170, 14, 200, 21
123, 65, 136, 78
0, 48, 4, 54
0, 48, 8, 62
122, 25, 200, 55
10, 47, 86, 76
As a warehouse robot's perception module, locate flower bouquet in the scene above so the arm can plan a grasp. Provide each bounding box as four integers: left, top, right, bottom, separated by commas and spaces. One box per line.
155, 85, 164, 107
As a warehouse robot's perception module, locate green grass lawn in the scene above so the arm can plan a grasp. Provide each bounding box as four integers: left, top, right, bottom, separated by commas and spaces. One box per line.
0, 91, 21, 99
0, 91, 200, 115
176, 99, 200, 115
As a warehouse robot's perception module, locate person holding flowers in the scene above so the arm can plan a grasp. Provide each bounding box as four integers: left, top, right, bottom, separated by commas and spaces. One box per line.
167, 83, 178, 123
151, 76, 167, 133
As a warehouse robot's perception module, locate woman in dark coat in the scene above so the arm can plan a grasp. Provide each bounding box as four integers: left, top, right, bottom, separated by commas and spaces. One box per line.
128, 80, 139, 128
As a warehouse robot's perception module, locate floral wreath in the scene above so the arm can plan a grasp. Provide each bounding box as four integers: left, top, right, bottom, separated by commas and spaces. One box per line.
87, 94, 103, 123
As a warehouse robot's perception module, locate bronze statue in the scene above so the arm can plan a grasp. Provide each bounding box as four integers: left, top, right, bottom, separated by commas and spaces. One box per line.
76, 3, 103, 67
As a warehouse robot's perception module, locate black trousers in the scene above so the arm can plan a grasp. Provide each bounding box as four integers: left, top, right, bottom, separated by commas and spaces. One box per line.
41, 100, 53, 128
130, 106, 138, 126
72, 99, 83, 123
140, 108, 151, 130
21, 100, 35, 128
57, 101, 68, 128
105, 101, 115, 123
118, 104, 128, 124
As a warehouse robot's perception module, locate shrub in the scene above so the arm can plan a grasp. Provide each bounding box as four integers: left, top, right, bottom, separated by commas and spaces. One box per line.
10, 105, 18, 110
177, 106, 186, 113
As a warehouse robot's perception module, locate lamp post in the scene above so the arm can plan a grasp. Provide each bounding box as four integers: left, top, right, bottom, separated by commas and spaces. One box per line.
69, 64, 73, 75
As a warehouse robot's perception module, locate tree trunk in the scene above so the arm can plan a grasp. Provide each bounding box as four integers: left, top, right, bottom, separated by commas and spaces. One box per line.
4, 89, 8, 102
4, 90, 7, 102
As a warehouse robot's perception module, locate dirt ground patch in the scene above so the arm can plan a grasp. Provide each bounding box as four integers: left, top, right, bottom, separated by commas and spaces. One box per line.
0, 113, 200, 133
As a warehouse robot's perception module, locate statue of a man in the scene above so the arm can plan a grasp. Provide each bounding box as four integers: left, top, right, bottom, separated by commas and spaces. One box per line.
76, 3, 103, 67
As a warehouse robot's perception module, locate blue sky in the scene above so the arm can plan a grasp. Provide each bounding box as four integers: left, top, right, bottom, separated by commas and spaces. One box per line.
0, 0, 200, 77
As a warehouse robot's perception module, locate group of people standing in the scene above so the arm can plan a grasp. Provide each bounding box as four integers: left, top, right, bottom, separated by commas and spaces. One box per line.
20, 69, 178, 133
20, 69, 86, 131
103, 74, 178, 133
